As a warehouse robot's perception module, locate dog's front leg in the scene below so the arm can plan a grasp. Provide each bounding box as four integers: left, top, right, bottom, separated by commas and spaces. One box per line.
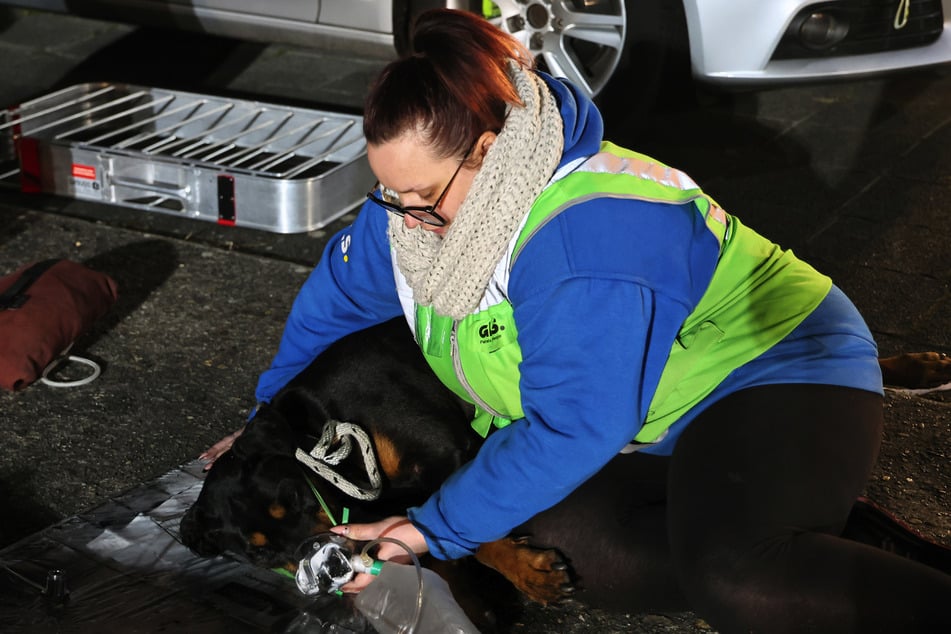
879, 351, 951, 389
475, 536, 574, 605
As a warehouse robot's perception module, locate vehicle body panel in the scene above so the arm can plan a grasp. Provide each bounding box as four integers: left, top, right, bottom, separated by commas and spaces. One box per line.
687, 0, 951, 86
2, 1, 949, 95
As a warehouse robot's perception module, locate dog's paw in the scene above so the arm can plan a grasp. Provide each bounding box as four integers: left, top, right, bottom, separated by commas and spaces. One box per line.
475, 536, 575, 605
879, 352, 951, 389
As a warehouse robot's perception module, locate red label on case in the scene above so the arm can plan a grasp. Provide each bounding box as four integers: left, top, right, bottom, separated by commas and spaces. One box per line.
71, 164, 96, 180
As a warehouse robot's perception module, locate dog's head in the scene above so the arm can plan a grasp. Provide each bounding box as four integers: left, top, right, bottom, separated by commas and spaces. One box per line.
180, 389, 429, 569
180, 407, 338, 569
180, 319, 479, 570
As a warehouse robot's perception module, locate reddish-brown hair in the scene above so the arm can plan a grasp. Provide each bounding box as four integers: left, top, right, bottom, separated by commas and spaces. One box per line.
363, 9, 534, 159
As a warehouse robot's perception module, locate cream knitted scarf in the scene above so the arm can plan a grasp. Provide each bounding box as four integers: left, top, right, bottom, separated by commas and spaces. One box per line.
388, 61, 564, 320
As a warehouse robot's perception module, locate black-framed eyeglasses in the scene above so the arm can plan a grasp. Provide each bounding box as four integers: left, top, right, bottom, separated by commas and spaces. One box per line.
366, 143, 474, 227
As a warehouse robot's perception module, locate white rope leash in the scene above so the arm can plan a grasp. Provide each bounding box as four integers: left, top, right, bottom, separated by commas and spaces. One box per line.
295, 420, 382, 501
40, 344, 101, 388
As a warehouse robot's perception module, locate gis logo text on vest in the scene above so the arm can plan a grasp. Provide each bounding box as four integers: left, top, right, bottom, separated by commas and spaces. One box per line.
478, 319, 504, 341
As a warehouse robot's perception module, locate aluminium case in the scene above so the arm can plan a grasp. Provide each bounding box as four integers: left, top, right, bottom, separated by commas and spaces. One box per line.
1, 83, 373, 233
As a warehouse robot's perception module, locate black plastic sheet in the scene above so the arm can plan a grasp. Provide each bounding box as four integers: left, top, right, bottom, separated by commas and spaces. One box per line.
0, 461, 372, 633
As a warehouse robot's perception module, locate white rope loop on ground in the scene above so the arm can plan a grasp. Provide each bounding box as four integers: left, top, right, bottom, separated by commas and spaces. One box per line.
40, 354, 101, 388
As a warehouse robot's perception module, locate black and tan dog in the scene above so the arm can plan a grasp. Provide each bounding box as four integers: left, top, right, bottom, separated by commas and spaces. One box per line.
180, 317, 951, 619
180, 318, 574, 617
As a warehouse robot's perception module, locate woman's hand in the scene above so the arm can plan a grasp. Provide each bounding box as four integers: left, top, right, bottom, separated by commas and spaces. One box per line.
198, 427, 244, 470
330, 516, 428, 593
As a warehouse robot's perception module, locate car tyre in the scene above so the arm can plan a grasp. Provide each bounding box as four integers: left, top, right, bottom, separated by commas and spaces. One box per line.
596, 0, 693, 135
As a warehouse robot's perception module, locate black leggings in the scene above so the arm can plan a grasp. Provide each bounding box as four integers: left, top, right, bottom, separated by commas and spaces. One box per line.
520, 384, 951, 633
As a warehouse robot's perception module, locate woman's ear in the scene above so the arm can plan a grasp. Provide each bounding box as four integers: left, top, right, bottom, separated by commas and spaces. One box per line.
472, 131, 497, 167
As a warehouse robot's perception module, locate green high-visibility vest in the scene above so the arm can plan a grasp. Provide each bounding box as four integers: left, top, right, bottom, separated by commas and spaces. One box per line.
412, 142, 831, 441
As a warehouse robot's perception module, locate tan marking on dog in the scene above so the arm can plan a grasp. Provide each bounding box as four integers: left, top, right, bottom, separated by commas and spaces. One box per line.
249, 531, 268, 547
269, 503, 287, 520
314, 510, 334, 531
373, 432, 401, 478
879, 352, 951, 388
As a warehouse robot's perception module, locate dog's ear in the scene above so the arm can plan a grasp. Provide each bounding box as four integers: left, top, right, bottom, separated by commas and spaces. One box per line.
270, 387, 333, 435
231, 409, 298, 459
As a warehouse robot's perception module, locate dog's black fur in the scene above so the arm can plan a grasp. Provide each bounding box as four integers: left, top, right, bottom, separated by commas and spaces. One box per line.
180, 318, 573, 621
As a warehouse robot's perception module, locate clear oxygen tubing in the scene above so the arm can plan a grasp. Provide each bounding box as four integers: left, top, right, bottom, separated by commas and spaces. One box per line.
357, 536, 425, 634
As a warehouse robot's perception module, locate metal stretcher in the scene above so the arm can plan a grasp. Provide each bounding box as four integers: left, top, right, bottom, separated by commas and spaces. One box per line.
1, 83, 372, 233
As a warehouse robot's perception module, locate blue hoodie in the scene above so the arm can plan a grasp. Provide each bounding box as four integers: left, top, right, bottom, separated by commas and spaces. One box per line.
255, 73, 882, 560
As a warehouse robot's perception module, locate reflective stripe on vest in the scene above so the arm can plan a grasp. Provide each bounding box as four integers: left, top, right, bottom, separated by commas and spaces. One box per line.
409, 142, 831, 440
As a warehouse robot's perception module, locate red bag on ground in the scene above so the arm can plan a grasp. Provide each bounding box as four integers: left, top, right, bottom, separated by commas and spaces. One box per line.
0, 259, 118, 391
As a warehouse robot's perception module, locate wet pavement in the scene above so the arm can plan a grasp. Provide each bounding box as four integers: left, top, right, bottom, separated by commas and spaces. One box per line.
0, 7, 950, 633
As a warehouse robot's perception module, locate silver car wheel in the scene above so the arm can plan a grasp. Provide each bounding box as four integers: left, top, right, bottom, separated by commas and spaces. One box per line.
486, 0, 626, 100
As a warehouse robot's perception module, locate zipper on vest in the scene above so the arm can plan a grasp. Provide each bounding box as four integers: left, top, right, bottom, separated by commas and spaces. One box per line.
450, 321, 507, 418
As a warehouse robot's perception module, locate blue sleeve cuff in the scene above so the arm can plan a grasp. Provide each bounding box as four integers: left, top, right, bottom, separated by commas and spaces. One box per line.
407, 501, 479, 560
